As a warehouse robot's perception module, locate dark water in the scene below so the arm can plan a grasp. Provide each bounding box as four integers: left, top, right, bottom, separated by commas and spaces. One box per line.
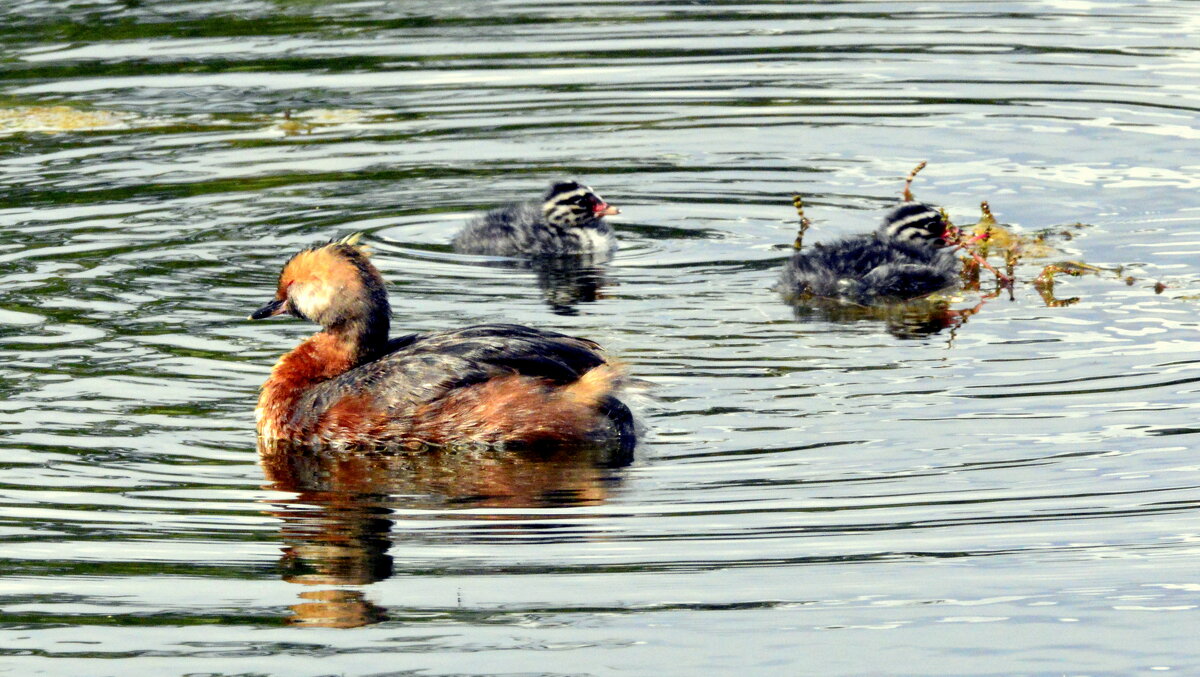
2, 1, 1200, 675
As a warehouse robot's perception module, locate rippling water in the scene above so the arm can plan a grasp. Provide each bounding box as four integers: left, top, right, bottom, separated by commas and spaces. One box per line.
2, 1, 1200, 674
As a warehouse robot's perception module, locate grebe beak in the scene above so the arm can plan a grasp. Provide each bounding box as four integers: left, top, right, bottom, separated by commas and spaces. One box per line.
594, 202, 620, 217
249, 298, 286, 320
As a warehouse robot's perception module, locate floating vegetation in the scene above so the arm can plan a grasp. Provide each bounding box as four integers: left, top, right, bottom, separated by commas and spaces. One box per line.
294, 108, 380, 124
791, 194, 810, 250
1033, 261, 1105, 307
784, 162, 1165, 333
270, 108, 388, 135
947, 201, 1059, 273
0, 106, 136, 134
902, 160, 926, 202
900, 163, 1120, 304
942, 201, 1155, 305
0, 103, 395, 138
275, 110, 312, 136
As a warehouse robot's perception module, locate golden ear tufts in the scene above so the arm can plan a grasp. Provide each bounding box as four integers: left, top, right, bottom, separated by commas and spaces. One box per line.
335, 232, 371, 257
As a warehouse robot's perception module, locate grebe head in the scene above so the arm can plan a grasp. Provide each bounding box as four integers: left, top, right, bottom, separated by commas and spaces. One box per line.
542, 181, 620, 228
878, 202, 948, 248
249, 233, 390, 334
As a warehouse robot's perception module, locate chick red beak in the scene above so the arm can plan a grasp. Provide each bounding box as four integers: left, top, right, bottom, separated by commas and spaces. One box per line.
249, 298, 287, 320
594, 202, 620, 217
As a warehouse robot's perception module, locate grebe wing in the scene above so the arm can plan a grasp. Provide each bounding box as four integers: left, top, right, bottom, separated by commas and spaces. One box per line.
385, 323, 606, 384
291, 323, 611, 424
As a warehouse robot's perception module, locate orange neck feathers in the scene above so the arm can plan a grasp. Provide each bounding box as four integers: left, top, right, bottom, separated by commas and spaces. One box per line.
253, 237, 392, 441
257, 333, 358, 441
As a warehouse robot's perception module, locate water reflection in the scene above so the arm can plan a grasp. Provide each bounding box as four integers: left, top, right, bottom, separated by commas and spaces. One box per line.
259, 442, 630, 627
470, 254, 613, 316
531, 256, 610, 316
4, 0, 1199, 669
785, 296, 981, 340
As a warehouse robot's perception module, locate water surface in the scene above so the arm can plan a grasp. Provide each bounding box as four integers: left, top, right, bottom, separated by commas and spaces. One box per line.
2, 1, 1199, 675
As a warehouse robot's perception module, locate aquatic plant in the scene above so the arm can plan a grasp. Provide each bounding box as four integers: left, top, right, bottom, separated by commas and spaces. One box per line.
791, 194, 810, 250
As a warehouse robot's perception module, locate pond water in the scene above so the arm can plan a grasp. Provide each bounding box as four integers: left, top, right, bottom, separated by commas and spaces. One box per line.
2, 1, 1199, 675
